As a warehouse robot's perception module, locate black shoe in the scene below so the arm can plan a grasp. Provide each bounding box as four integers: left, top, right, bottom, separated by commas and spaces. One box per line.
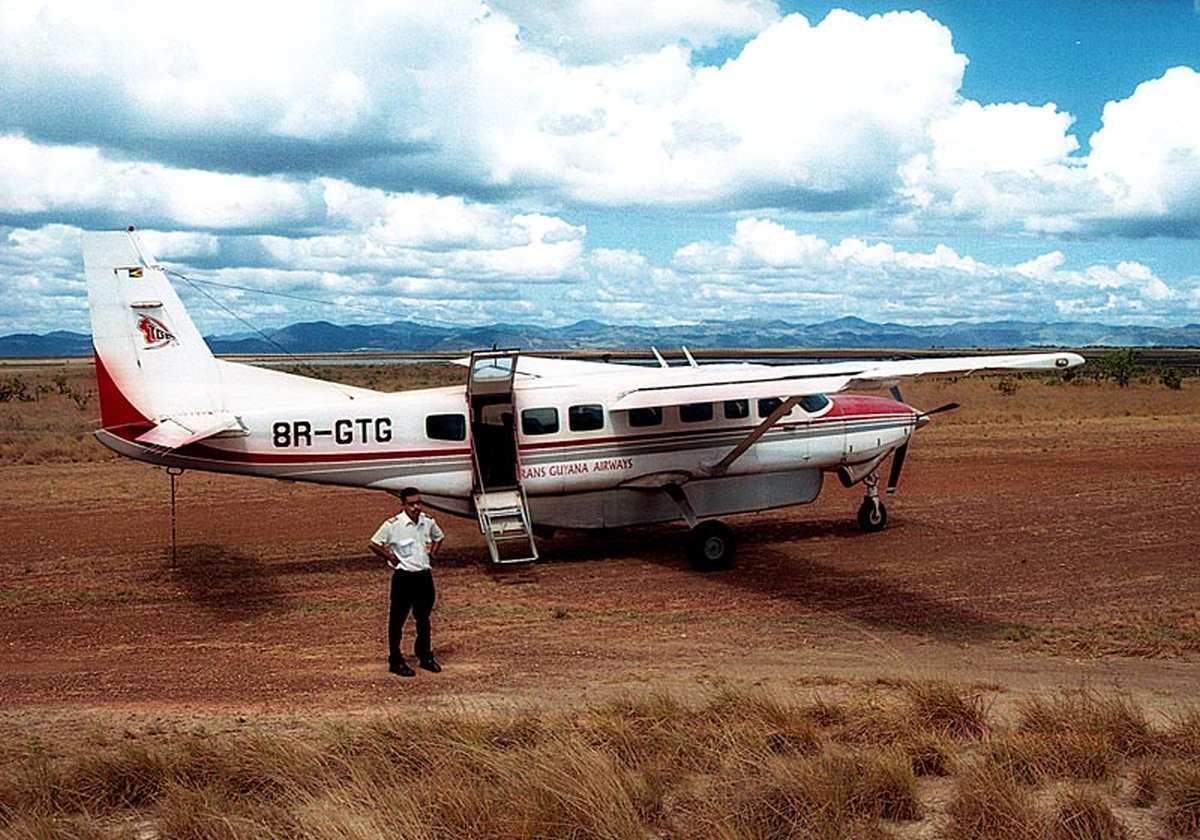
418, 657, 442, 673
389, 660, 415, 677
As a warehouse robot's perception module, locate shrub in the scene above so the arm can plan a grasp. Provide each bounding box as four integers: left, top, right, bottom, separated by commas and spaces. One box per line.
0, 376, 33, 402
995, 376, 1019, 397
1160, 367, 1183, 390
1093, 349, 1139, 387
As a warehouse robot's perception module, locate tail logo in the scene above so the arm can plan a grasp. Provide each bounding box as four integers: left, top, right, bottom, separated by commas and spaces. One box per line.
136, 314, 177, 349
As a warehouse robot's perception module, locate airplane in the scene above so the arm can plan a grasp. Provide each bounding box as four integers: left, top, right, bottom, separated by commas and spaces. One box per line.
84, 229, 1085, 570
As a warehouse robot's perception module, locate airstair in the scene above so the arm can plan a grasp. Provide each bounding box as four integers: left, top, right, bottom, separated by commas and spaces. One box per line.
467, 350, 539, 565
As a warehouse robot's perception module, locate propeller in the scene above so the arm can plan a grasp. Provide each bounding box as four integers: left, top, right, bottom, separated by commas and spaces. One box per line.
885, 386, 960, 495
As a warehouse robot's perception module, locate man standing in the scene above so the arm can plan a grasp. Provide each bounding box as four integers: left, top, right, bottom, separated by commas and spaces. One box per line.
369, 487, 445, 677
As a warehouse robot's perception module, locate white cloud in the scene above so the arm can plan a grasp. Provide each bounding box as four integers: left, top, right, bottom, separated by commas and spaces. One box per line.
666, 218, 1191, 324
0, 4, 970, 210
491, 0, 778, 62
897, 67, 1200, 236
1086, 67, 1200, 232
0, 134, 323, 229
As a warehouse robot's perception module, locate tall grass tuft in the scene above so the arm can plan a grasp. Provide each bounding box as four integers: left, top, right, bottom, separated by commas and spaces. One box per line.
904, 680, 990, 740
984, 731, 1120, 783
1016, 691, 1153, 757
1046, 787, 1128, 840
941, 763, 1042, 840
1162, 764, 1200, 835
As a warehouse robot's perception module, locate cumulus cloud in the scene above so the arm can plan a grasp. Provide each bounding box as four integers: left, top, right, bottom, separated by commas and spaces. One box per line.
1085, 67, 1200, 235
2, 2, 1196, 239
491, 0, 778, 62
0, 3, 970, 209
898, 67, 1200, 237
667, 218, 1193, 323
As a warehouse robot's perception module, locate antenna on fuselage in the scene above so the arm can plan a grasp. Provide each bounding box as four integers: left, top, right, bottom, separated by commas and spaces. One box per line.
650, 346, 669, 368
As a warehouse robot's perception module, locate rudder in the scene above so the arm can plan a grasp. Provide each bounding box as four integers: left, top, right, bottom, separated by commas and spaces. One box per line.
84, 229, 224, 432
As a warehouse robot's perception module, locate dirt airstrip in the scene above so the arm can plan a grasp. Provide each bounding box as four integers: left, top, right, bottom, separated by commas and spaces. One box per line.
2, 369, 1199, 727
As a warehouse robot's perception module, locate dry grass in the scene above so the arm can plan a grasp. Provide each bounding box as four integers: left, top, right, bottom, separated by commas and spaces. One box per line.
1161, 764, 1200, 836
3, 682, 1182, 839
1047, 787, 1128, 840
941, 762, 1042, 840
1016, 691, 1154, 757
1128, 762, 1160, 808
904, 679, 991, 740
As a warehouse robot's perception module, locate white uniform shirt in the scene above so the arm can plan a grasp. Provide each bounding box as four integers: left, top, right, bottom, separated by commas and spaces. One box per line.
372, 511, 444, 572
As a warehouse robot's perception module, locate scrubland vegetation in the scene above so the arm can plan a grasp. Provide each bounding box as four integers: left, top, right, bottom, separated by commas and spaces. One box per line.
0, 356, 1195, 468
0, 363, 462, 466
1, 683, 1197, 839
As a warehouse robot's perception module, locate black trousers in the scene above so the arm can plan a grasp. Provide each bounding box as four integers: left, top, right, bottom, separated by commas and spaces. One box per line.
388, 569, 435, 663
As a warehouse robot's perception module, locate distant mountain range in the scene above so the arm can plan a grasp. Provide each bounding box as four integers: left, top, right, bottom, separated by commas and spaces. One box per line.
3, 317, 1199, 357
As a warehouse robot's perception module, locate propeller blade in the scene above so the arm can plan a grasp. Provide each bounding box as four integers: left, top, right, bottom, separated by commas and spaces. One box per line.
886, 442, 908, 495
889, 384, 903, 403
923, 402, 961, 417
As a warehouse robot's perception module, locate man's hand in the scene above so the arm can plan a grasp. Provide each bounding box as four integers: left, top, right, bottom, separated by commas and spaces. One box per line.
368, 541, 399, 568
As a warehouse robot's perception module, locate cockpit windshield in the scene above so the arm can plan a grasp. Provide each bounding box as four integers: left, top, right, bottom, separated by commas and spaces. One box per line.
798, 393, 830, 413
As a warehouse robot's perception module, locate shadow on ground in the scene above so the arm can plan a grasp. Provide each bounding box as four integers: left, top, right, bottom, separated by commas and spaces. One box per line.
168, 543, 290, 618
536, 517, 1012, 644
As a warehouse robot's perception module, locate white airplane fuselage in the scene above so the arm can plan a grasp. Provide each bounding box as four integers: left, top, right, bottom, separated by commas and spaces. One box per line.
95, 359, 916, 530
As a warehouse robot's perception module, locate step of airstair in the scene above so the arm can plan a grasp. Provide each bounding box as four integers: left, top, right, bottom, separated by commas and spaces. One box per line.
474, 489, 539, 565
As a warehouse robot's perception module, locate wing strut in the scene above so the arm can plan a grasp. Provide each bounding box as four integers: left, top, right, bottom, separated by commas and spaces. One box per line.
701, 396, 800, 477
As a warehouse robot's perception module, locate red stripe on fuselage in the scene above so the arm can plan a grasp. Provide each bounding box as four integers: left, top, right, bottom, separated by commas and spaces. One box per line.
174, 441, 471, 464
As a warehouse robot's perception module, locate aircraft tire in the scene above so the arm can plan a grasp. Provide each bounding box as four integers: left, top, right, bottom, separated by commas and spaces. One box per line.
687, 520, 736, 571
857, 498, 888, 532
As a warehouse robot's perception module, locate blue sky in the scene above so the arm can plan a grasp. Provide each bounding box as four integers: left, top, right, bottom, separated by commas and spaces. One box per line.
0, 0, 1198, 335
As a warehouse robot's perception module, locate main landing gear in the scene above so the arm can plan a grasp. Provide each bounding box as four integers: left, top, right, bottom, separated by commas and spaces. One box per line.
687, 520, 736, 572
857, 471, 888, 533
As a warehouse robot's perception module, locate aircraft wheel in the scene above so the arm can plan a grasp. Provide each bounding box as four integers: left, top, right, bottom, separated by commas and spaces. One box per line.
857, 498, 888, 532
687, 520, 736, 571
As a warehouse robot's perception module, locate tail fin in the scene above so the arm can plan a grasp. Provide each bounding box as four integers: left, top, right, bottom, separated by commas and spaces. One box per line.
84, 229, 224, 433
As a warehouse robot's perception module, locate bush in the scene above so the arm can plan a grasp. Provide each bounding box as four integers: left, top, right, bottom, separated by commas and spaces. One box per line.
1093, 349, 1139, 387
995, 377, 1019, 397
1160, 367, 1183, 390
0, 376, 33, 402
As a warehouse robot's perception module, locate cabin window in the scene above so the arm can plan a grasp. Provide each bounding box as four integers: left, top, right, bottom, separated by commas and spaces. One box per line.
680, 402, 714, 423
426, 413, 466, 441
799, 393, 830, 413
724, 399, 749, 419
758, 397, 784, 417
569, 404, 604, 432
521, 407, 559, 435
628, 407, 663, 427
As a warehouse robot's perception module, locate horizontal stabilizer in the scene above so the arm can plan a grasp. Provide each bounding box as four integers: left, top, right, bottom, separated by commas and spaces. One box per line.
134, 413, 244, 450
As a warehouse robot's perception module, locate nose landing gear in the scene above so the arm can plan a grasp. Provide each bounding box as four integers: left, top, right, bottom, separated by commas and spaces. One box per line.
857, 471, 888, 532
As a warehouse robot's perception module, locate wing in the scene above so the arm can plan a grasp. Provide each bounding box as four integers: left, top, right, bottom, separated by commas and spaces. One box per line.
452, 354, 660, 382
609, 352, 1084, 411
